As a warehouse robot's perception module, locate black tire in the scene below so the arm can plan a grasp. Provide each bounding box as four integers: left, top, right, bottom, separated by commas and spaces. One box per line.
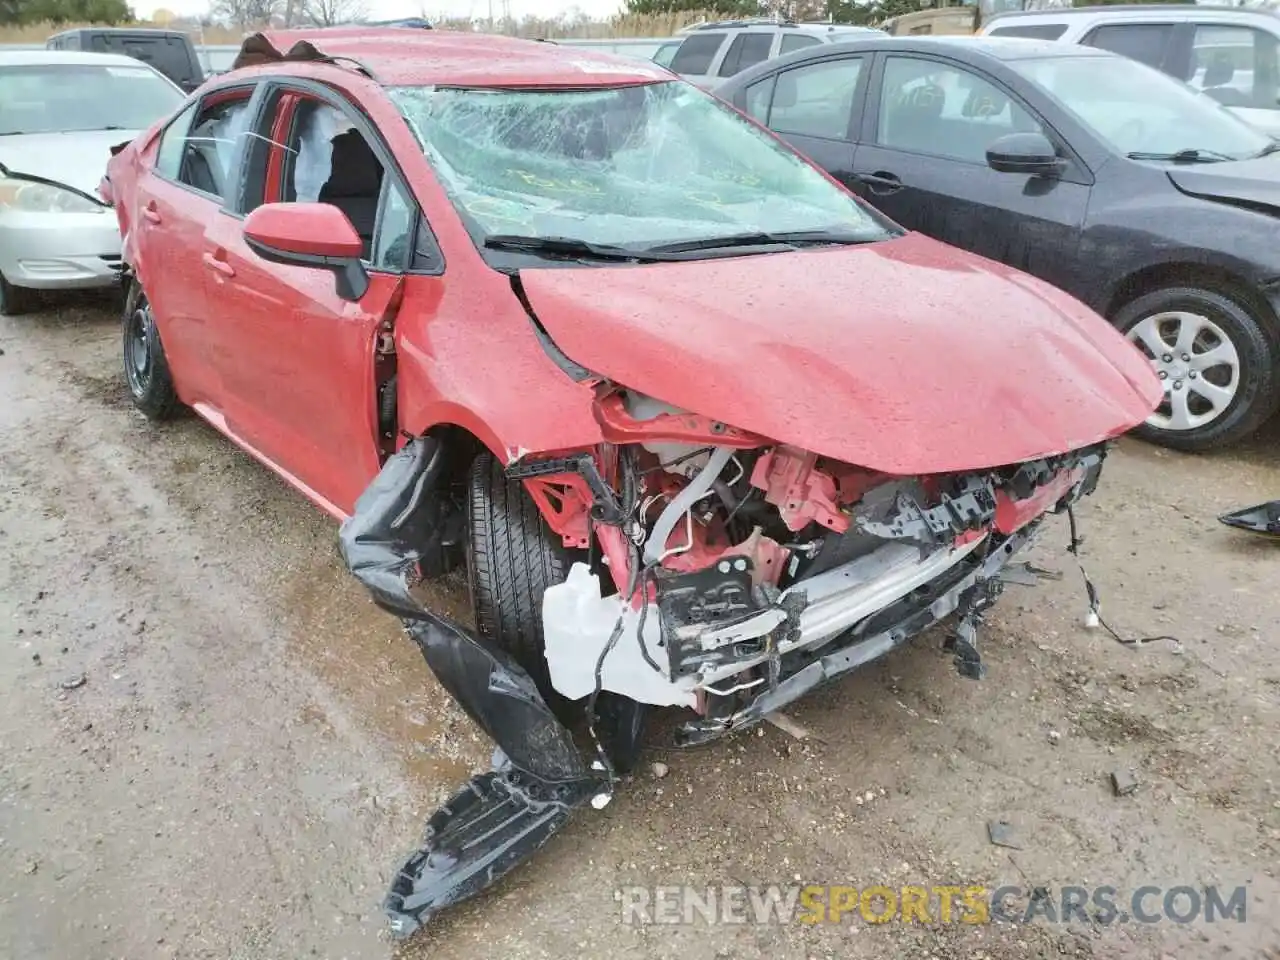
121, 283, 180, 421
467, 451, 570, 696
0, 273, 42, 317
1113, 285, 1280, 451
466, 452, 648, 772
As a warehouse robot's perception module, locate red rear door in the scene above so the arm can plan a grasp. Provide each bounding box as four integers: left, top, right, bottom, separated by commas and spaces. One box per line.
129, 86, 257, 407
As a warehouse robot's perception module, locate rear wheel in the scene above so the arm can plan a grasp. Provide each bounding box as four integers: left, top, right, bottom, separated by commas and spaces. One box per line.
122, 283, 180, 420
466, 452, 648, 772
0, 273, 41, 317
1115, 285, 1280, 451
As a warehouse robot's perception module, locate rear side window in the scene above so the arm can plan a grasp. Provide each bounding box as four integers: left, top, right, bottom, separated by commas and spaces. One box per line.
670, 33, 725, 75
1190, 24, 1280, 111
987, 23, 1068, 40
652, 40, 680, 68
780, 33, 823, 55
1084, 23, 1175, 70
764, 57, 866, 140
718, 32, 774, 77
154, 101, 197, 180
168, 95, 252, 199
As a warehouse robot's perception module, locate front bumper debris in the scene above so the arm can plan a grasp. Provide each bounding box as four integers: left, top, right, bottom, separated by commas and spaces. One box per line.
1219, 499, 1280, 538
674, 522, 1038, 745
339, 438, 606, 939
340, 437, 1107, 938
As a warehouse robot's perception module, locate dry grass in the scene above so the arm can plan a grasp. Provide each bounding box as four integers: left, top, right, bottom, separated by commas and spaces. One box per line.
0, 21, 244, 43
0, 11, 719, 45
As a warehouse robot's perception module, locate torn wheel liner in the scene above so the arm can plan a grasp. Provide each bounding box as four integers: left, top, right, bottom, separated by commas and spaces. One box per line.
338, 438, 605, 939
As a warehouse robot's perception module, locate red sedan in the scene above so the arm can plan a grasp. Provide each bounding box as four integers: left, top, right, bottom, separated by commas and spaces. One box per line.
104, 28, 1159, 938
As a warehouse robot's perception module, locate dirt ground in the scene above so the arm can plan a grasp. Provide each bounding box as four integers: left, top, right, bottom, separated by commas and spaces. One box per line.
2, 295, 1279, 960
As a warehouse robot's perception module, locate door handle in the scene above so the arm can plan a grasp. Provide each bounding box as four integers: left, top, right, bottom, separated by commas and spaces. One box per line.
142, 201, 162, 224
859, 171, 904, 194
202, 251, 235, 278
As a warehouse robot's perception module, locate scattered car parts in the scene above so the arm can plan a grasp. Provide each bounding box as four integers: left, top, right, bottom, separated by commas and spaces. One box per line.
1219, 499, 1280, 538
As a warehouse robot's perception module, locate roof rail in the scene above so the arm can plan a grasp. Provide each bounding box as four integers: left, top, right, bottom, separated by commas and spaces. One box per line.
679, 14, 798, 32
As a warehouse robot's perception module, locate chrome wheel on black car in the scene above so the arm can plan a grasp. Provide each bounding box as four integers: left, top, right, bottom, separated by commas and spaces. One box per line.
1116, 285, 1280, 451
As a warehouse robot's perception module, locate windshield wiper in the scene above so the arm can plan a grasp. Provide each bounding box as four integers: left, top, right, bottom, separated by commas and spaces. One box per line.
1126, 148, 1236, 163
643, 228, 877, 255
483, 234, 665, 262
1253, 140, 1280, 158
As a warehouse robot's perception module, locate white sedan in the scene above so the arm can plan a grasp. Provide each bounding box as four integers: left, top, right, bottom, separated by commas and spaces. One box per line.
0, 50, 186, 315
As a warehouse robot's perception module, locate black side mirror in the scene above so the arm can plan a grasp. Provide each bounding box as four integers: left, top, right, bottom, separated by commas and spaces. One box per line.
986, 132, 1063, 176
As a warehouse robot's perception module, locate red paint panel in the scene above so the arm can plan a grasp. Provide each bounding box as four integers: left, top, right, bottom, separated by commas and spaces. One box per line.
521, 234, 1162, 475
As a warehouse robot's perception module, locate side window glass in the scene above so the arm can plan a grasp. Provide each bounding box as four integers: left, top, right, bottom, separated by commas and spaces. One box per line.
779, 33, 822, 55
154, 100, 197, 180
718, 32, 773, 78
653, 40, 680, 68
1191, 25, 1280, 110
371, 179, 414, 271
876, 56, 1045, 163
1084, 23, 1173, 70
987, 24, 1067, 40
177, 95, 251, 198
744, 76, 776, 123
284, 99, 386, 262
670, 33, 725, 75
768, 57, 864, 141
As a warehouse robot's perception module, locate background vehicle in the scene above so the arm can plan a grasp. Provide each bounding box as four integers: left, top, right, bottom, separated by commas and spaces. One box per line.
552, 36, 676, 60
103, 27, 1154, 936
979, 4, 1280, 136
663, 17, 883, 85
46, 27, 204, 92
719, 36, 1280, 450
0, 50, 185, 316
197, 43, 241, 77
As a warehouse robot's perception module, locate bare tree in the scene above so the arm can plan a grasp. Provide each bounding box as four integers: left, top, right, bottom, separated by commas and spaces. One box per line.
299, 0, 369, 26
210, 0, 284, 28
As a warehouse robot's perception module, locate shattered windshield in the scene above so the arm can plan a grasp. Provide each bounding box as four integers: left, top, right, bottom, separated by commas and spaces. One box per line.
389, 81, 895, 259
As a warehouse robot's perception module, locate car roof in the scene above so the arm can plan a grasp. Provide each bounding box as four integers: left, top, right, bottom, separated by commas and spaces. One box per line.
750, 34, 1115, 63
986, 3, 1279, 22
47, 26, 188, 36
715, 33, 1116, 93
679, 17, 877, 33
252, 28, 670, 87
0, 49, 159, 68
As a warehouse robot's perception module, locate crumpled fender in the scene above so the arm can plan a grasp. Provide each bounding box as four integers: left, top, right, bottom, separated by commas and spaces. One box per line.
338, 437, 606, 938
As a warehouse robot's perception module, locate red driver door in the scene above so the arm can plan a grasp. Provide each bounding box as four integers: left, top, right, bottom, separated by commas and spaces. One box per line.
198, 86, 407, 518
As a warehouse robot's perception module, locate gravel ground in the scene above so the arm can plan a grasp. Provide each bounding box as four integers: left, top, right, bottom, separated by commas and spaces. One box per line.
2, 295, 1279, 960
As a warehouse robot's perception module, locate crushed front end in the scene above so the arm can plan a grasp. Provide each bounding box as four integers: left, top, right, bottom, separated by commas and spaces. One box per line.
339, 386, 1108, 939
534, 388, 1105, 744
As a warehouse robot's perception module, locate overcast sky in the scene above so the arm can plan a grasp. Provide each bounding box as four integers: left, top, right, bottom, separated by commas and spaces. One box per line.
137, 0, 625, 22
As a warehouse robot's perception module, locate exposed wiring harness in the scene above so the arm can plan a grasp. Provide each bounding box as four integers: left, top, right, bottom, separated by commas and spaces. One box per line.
1066, 504, 1177, 647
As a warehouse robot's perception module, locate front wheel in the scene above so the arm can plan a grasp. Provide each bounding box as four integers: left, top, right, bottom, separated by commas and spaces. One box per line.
0, 273, 41, 317
1115, 286, 1280, 451
466, 452, 648, 773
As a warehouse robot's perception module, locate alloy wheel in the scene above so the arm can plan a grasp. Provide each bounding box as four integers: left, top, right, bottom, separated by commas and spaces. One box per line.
1125, 310, 1240, 432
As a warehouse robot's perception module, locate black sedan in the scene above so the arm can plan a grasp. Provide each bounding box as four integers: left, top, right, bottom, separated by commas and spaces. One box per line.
717, 36, 1280, 451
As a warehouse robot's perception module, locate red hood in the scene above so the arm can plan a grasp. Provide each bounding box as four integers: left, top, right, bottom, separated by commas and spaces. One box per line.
519, 233, 1160, 475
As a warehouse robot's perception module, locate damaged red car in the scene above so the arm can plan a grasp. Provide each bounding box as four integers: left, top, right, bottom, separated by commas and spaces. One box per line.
103, 28, 1160, 938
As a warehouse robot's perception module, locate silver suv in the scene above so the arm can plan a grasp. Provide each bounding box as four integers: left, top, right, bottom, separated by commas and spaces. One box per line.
979, 4, 1280, 136
662, 18, 883, 88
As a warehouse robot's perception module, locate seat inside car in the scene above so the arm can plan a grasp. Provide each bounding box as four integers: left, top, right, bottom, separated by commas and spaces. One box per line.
317, 130, 383, 258
288, 101, 384, 259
